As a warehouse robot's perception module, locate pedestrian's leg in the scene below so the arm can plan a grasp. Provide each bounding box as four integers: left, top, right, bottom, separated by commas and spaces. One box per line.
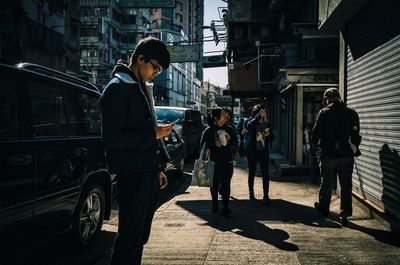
210, 165, 221, 211
220, 163, 233, 215
318, 158, 337, 213
337, 157, 354, 217
135, 171, 160, 264
258, 151, 270, 200
247, 156, 257, 199
220, 163, 234, 207
110, 173, 154, 265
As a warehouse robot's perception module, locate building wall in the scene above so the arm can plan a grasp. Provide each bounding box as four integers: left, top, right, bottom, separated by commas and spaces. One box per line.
0, 0, 80, 73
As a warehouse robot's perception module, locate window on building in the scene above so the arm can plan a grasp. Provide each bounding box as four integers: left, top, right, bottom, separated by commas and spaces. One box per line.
81, 26, 97, 37
175, 13, 183, 23
177, 2, 183, 11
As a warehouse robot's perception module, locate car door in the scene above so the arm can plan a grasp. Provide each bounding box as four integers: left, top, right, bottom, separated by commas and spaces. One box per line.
0, 66, 35, 231
164, 130, 184, 170
26, 74, 82, 228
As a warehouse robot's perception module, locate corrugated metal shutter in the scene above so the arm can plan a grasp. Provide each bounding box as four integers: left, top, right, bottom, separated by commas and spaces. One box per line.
347, 34, 400, 220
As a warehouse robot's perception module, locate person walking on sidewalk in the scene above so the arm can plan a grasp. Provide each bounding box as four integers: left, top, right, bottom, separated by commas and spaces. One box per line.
312, 88, 361, 226
100, 37, 172, 265
243, 105, 274, 204
201, 107, 238, 215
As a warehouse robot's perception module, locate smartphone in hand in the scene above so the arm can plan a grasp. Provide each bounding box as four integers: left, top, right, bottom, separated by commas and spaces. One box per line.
170, 119, 180, 126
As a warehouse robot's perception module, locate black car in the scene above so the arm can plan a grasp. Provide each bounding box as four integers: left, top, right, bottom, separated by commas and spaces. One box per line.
0, 63, 116, 246
163, 129, 185, 177
155, 106, 204, 159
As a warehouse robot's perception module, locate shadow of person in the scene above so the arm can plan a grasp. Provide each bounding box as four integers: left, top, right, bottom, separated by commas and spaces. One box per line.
379, 144, 400, 232
177, 198, 341, 252
347, 221, 400, 247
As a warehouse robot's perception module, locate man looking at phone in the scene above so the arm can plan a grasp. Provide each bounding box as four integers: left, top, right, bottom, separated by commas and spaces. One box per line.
243, 105, 274, 204
100, 37, 172, 265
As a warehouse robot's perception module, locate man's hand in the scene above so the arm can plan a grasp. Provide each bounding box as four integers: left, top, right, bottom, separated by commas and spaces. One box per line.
241, 128, 248, 135
159, 171, 168, 189
263, 128, 270, 138
156, 124, 173, 139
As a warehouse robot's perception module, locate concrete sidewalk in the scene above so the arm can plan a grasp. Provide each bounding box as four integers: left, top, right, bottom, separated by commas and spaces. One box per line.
105, 168, 400, 265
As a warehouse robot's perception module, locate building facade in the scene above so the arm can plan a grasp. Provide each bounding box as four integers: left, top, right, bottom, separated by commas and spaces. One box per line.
79, 0, 151, 89
150, 0, 204, 109
0, 1, 80, 73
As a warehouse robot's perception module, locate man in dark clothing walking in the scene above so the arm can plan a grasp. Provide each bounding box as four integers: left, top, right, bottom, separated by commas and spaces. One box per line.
312, 88, 361, 226
99, 37, 172, 265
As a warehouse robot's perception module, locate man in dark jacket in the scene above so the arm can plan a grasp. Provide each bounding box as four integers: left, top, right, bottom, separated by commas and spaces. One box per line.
312, 88, 361, 227
100, 37, 172, 265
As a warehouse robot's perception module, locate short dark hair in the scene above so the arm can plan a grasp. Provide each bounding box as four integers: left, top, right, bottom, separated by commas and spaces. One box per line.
207, 107, 224, 126
131, 37, 170, 69
323, 87, 341, 102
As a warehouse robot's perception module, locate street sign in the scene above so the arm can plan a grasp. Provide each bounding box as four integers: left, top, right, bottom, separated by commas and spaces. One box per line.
120, 0, 176, 8
167, 44, 201, 63
203, 54, 226, 68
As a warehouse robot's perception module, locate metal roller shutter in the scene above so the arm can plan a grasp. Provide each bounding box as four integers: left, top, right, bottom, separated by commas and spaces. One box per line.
347, 34, 400, 220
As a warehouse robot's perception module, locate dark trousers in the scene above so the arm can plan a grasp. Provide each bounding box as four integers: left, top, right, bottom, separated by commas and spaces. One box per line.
319, 157, 354, 217
210, 162, 233, 207
110, 171, 160, 265
247, 150, 270, 199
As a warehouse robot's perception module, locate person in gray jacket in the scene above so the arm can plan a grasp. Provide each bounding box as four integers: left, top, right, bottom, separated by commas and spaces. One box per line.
100, 37, 172, 265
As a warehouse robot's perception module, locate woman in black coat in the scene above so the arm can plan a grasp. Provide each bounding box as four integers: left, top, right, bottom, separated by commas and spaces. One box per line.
200, 107, 238, 215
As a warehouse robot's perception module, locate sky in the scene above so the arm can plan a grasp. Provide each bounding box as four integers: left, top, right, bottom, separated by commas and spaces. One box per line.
203, 0, 228, 88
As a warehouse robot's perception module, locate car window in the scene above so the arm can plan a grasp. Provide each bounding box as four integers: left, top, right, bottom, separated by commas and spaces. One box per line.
155, 108, 184, 124
78, 92, 101, 135
0, 74, 22, 140
164, 130, 179, 144
61, 86, 82, 136
28, 79, 67, 138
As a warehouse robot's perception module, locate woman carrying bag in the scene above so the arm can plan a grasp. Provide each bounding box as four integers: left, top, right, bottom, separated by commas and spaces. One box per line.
200, 107, 238, 215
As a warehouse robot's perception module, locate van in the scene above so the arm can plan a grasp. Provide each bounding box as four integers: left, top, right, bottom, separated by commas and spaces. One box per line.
154, 106, 204, 159
0, 63, 116, 246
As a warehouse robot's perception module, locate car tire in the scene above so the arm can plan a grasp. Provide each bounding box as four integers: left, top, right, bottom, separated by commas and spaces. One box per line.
176, 158, 185, 177
72, 183, 105, 247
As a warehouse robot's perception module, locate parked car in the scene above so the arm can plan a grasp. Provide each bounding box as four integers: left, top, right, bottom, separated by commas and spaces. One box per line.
0, 63, 116, 247
155, 106, 204, 159
163, 129, 185, 177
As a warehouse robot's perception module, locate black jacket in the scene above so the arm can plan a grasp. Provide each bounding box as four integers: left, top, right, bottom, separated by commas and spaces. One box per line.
312, 101, 361, 159
200, 124, 238, 164
99, 64, 164, 174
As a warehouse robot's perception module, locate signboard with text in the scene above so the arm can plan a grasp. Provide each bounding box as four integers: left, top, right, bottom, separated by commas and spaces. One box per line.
120, 0, 176, 8
167, 44, 201, 63
203, 54, 226, 68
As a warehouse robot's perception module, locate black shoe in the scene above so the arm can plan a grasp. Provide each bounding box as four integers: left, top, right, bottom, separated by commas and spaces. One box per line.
314, 202, 329, 216
211, 202, 218, 213
339, 216, 349, 227
249, 194, 257, 200
262, 197, 271, 205
221, 206, 231, 216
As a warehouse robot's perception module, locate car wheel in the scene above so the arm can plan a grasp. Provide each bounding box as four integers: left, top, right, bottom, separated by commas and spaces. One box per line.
176, 158, 185, 177
72, 183, 105, 247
